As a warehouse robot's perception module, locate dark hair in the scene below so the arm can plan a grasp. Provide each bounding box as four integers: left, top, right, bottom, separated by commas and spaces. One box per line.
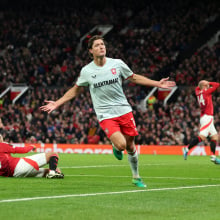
87, 35, 105, 49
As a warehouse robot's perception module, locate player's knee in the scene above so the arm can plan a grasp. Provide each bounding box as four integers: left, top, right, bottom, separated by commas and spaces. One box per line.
51, 153, 59, 158
114, 141, 126, 151
210, 139, 217, 144
199, 135, 206, 142
45, 152, 59, 161
211, 134, 218, 142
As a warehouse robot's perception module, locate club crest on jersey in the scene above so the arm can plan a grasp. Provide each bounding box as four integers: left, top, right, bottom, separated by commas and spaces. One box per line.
111, 68, 116, 75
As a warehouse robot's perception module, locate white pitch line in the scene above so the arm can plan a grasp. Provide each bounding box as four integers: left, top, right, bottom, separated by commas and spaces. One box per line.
1, 184, 220, 203
60, 164, 163, 169
65, 174, 220, 181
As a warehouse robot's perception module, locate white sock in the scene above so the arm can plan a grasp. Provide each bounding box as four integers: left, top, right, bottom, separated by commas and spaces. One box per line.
127, 149, 139, 178
49, 170, 55, 175
185, 147, 189, 152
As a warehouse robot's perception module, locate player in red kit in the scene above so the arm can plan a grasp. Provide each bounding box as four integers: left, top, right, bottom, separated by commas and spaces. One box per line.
183, 80, 220, 163
0, 134, 64, 178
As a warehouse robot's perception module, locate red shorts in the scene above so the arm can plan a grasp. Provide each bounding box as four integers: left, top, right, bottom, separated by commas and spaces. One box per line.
99, 112, 138, 138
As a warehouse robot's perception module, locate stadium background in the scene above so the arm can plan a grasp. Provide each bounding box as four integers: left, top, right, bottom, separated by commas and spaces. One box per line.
0, 0, 219, 148
1, 1, 220, 220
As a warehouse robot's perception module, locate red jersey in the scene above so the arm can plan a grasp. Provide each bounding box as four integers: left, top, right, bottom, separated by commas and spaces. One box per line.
0, 143, 34, 177
195, 82, 219, 117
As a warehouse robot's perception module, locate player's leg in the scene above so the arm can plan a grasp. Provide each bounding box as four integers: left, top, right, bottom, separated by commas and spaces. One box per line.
110, 131, 126, 160
209, 124, 219, 164
99, 118, 125, 160
45, 152, 64, 178
111, 111, 139, 161
42, 168, 49, 177
119, 112, 146, 187
210, 135, 217, 156
124, 135, 146, 188
124, 135, 139, 177
13, 159, 35, 177
184, 115, 209, 160
25, 152, 64, 178
183, 135, 204, 160
13, 157, 45, 177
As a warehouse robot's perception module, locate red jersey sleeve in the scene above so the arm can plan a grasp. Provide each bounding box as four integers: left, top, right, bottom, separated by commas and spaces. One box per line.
13, 146, 34, 153
0, 143, 14, 153
206, 82, 220, 94
195, 86, 200, 95
0, 143, 34, 153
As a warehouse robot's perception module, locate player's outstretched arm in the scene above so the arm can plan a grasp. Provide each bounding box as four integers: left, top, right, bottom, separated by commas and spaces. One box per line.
40, 85, 82, 114
158, 77, 176, 88
129, 74, 176, 89
40, 100, 58, 114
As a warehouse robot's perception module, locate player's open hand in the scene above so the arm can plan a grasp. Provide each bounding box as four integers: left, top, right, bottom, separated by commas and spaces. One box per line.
39, 100, 57, 114
158, 77, 176, 89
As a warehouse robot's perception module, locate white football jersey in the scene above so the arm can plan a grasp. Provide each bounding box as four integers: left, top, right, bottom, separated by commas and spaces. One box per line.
76, 57, 133, 121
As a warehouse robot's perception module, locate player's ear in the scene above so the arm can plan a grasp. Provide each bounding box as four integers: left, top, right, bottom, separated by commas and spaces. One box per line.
89, 48, 93, 54
88, 49, 93, 58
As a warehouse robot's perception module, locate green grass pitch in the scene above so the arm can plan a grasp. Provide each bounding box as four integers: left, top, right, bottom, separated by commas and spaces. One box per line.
0, 154, 220, 220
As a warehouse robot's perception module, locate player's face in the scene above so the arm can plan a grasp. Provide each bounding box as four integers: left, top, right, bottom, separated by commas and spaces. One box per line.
90, 39, 106, 58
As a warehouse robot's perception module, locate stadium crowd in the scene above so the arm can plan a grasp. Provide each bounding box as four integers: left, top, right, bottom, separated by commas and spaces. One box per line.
0, 0, 219, 145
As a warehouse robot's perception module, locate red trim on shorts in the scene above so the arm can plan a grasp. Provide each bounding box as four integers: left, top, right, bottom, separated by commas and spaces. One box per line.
200, 118, 213, 132
23, 158, 39, 171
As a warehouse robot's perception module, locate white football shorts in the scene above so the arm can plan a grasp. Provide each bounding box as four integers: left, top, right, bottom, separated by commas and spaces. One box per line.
13, 153, 47, 177
199, 114, 217, 137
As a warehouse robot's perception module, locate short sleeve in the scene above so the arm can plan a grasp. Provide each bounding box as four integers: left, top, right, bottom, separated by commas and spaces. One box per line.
118, 59, 133, 79
76, 68, 89, 87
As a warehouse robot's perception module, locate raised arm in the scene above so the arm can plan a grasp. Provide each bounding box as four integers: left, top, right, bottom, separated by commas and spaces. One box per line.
207, 82, 220, 94
40, 85, 83, 114
128, 74, 176, 89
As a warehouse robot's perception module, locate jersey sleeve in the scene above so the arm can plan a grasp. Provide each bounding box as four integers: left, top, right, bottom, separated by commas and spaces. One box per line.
76, 68, 89, 87
195, 86, 200, 95
0, 143, 34, 153
13, 145, 34, 153
207, 82, 220, 94
118, 59, 133, 79
0, 143, 14, 153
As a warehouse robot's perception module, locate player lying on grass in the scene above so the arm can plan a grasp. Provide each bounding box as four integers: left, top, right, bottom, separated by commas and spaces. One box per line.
0, 134, 64, 178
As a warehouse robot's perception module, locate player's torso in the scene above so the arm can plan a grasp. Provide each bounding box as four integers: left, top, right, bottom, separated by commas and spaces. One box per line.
196, 89, 213, 115
81, 58, 132, 121
86, 58, 122, 92
83, 58, 130, 103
